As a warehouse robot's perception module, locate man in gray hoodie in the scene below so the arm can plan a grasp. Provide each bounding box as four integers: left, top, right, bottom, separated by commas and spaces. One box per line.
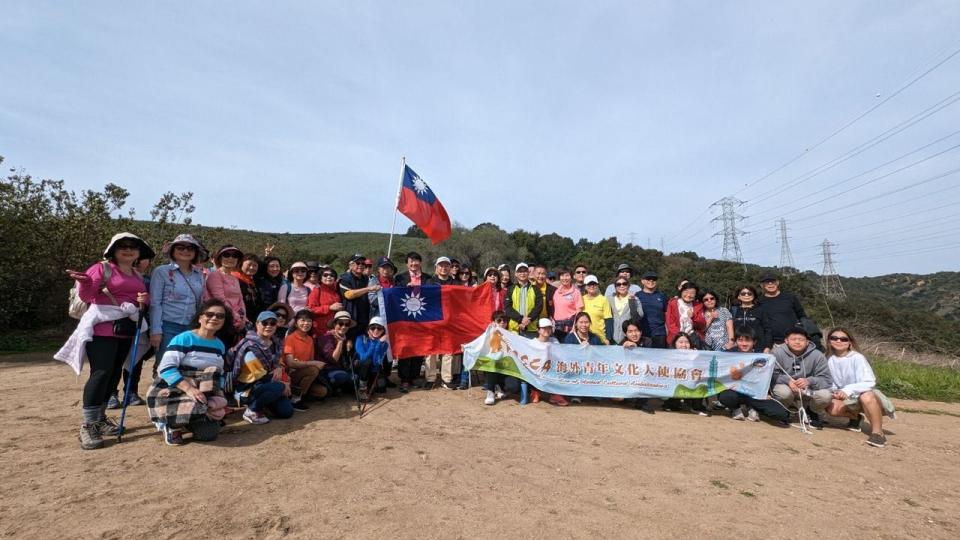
771, 327, 833, 418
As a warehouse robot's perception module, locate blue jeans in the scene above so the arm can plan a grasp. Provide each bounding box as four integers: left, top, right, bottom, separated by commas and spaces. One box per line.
247, 381, 294, 418
157, 321, 191, 364
323, 369, 351, 387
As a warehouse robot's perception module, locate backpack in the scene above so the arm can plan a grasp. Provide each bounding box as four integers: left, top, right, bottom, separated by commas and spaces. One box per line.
67, 261, 113, 319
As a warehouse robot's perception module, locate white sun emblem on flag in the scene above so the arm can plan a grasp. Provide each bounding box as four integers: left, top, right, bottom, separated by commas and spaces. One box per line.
401, 291, 428, 318
411, 175, 429, 195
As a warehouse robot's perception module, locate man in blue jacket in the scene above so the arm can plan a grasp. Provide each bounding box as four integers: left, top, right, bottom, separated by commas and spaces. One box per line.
636, 270, 668, 348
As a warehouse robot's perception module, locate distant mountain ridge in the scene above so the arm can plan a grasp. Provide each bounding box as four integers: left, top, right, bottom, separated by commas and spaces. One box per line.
842, 272, 960, 321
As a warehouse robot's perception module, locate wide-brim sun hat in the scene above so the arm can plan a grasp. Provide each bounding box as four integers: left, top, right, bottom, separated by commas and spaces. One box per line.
214, 245, 244, 263
103, 232, 156, 261
328, 310, 357, 329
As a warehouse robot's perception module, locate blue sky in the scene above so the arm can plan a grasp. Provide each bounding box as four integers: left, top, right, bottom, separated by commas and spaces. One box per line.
2, 1, 958, 277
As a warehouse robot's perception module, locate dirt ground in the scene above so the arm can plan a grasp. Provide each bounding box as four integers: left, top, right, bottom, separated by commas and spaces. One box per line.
1, 355, 958, 539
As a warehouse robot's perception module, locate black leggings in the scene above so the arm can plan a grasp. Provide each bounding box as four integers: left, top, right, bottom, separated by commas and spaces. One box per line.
84, 336, 132, 408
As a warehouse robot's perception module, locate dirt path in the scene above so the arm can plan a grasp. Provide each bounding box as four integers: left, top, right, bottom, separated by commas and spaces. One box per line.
1, 356, 958, 539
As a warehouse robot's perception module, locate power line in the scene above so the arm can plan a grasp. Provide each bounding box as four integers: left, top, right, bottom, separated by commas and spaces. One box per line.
734, 41, 960, 197
855, 241, 960, 262
789, 188, 960, 231
745, 90, 960, 209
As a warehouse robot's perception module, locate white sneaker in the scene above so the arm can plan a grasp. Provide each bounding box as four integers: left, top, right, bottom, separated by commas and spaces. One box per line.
732, 407, 745, 421
484, 391, 496, 406
747, 408, 760, 422
242, 408, 269, 425
494, 385, 505, 399
570, 397, 583, 404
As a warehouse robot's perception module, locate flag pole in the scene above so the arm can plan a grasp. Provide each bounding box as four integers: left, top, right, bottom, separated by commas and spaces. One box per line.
386, 157, 406, 258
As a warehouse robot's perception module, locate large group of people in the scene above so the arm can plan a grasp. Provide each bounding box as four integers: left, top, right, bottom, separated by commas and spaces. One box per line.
63, 232, 896, 451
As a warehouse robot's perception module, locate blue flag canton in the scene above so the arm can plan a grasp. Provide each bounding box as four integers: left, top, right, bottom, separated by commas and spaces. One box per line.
383, 285, 443, 323
402, 165, 437, 204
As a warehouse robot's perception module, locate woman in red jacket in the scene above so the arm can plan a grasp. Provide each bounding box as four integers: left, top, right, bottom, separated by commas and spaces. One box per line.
666, 281, 706, 347
307, 267, 343, 331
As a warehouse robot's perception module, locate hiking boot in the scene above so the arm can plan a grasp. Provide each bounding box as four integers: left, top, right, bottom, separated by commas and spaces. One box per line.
125, 393, 145, 406
106, 394, 121, 410
163, 425, 186, 446
242, 408, 269, 425
732, 407, 746, 421
79, 423, 103, 450
441, 381, 458, 390
484, 390, 496, 405
866, 433, 887, 448
457, 382, 470, 391
747, 408, 760, 422
95, 417, 121, 437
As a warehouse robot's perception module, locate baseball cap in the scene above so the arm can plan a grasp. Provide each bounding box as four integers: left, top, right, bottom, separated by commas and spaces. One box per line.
616, 263, 633, 273
641, 270, 658, 280
435, 256, 451, 265
584, 275, 599, 285
538, 318, 554, 329
256, 311, 278, 323
515, 262, 529, 272
760, 272, 779, 282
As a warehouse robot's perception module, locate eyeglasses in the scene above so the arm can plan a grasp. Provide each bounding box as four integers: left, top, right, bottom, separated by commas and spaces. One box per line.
335, 320, 351, 327
259, 319, 278, 327
201, 311, 226, 320
828, 335, 850, 342
615, 282, 628, 287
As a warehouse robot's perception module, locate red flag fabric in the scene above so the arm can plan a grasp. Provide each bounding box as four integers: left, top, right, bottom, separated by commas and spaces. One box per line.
384, 282, 493, 357
397, 165, 451, 244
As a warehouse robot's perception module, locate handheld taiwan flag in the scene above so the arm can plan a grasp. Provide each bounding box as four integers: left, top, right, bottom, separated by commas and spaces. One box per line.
397, 165, 452, 244
383, 282, 493, 357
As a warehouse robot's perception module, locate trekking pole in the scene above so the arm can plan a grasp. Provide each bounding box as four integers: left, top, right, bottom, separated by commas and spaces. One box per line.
361, 361, 381, 418
117, 304, 145, 442
345, 346, 363, 412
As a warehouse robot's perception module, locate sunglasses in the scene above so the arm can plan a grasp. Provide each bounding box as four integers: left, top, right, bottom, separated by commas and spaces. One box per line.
115, 243, 140, 250
615, 282, 628, 286
739, 291, 753, 296
173, 244, 195, 251
574, 270, 587, 274
201, 311, 226, 320
335, 320, 351, 327
828, 335, 850, 342
322, 273, 336, 278
220, 253, 239, 259
369, 326, 385, 332
292, 268, 307, 273
702, 296, 716, 302
259, 319, 278, 327
495, 318, 506, 323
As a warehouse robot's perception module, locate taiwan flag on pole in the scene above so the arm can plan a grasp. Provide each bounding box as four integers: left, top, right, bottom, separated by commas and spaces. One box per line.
383, 283, 493, 357
398, 165, 452, 244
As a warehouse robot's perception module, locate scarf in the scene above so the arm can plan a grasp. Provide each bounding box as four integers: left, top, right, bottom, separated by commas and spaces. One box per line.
677, 299, 694, 334
231, 270, 255, 287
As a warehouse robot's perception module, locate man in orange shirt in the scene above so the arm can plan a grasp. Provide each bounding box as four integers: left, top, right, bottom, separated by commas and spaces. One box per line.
282, 310, 328, 409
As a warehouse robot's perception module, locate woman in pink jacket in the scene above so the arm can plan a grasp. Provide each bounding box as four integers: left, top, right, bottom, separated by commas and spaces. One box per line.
205, 245, 247, 332
65, 232, 153, 450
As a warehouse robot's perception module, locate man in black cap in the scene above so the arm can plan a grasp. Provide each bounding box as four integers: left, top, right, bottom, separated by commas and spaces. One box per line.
339, 254, 381, 340
636, 270, 668, 348
756, 272, 808, 350
368, 256, 397, 316
604, 263, 641, 298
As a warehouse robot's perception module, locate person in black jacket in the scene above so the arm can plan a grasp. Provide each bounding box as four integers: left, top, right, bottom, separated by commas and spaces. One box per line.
730, 285, 769, 352
756, 273, 807, 348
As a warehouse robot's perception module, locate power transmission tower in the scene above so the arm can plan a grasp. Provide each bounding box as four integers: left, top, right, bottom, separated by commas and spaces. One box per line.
711, 197, 746, 262
776, 218, 796, 275
819, 239, 846, 299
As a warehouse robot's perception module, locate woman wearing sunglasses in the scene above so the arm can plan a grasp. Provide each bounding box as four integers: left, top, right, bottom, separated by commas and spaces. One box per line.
314, 311, 356, 393
64, 232, 153, 450
307, 267, 344, 331
730, 285, 768, 352
823, 328, 895, 448
147, 299, 234, 445
701, 289, 734, 351
610, 278, 643, 344
278, 261, 312, 315
353, 316, 391, 400
204, 245, 247, 332
232, 311, 295, 424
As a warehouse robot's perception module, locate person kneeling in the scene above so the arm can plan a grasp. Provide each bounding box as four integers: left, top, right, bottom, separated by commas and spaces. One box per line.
147, 300, 232, 445
770, 327, 833, 427
354, 316, 391, 401
232, 311, 294, 424
715, 326, 791, 427
822, 328, 896, 448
